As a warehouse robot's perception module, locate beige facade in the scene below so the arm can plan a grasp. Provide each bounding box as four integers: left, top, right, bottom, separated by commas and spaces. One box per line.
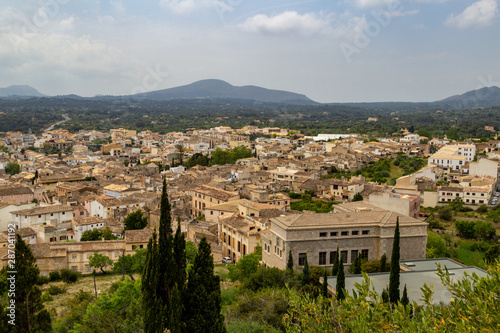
262, 202, 427, 270
368, 192, 421, 218
220, 215, 261, 263
191, 185, 239, 217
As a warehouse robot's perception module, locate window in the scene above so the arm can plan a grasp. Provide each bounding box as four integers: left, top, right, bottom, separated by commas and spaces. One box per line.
238, 241, 241, 252
228, 236, 231, 246
319, 232, 327, 237
329, 251, 338, 264
341, 231, 348, 236
319, 252, 327, 265
55, 264, 58, 269
330, 232, 337, 237
72, 255, 77, 259
298, 253, 307, 266
86, 266, 91, 272
351, 250, 358, 263
38, 260, 44, 264
210, 211, 213, 215
341, 251, 348, 264
361, 249, 369, 259
362, 230, 370, 235
352, 230, 359, 236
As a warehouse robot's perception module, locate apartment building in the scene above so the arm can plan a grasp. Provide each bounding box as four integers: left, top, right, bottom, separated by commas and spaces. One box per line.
191, 185, 240, 217
262, 202, 427, 270
428, 144, 476, 171
220, 215, 262, 263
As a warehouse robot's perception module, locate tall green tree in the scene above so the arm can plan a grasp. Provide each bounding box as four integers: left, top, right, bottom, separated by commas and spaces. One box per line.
173, 216, 186, 291
89, 253, 113, 274
124, 210, 148, 230
142, 232, 160, 333
389, 217, 400, 304
401, 284, 409, 307
142, 176, 180, 333
286, 250, 294, 274
336, 257, 345, 301
183, 237, 226, 333
11, 234, 52, 332
5, 162, 20, 176
379, 253, 388, 272
332, 246, 340, 276
302, 254, 310, 285
322, 269, 329, 298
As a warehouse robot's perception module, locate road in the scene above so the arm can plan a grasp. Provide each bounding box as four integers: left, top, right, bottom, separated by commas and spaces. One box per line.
44, 114, 70, 132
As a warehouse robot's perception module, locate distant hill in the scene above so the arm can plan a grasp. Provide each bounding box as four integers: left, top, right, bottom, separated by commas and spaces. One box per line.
130, 79, 317, 105
435, 86, 500, 109
0, 85, 45, 97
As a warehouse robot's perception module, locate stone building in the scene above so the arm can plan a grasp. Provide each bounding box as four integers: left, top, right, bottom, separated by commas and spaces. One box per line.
261, 202, 427, 270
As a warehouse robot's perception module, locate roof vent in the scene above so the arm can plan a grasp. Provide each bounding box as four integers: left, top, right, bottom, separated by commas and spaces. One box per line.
405, 262, 416, 267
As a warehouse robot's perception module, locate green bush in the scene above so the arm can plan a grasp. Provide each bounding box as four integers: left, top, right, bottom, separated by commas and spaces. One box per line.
60, 269, 81, 283
41, 291, 53, 302
37, 275, 50, 285
243, 267, 287, 291
47, 284, 67, 295
477, 204, 488, 213
49, 271, 61, 281
470, 241, 492, 252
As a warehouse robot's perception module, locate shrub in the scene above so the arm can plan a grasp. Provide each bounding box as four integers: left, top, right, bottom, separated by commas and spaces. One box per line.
60, 269, 81, 283
41, 291, 53, 302
438, 206, 453, 221
49, 271, 61, 282
477, 205, 488, 213
37, 275, 50, 285
47, 284, 67, 295
455, 220, 476, 239
361, 259, 390, 273
243, 266, 287, 291
470, 241, 492, 252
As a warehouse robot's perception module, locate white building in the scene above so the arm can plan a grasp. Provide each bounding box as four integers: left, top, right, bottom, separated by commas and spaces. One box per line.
428, 144, 476, 171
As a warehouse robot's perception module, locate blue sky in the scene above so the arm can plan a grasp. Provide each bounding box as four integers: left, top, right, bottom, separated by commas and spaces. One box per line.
0, 0, 498, 102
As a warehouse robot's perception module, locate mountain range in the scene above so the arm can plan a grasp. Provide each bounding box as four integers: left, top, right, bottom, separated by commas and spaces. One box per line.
1, 80, 500, 109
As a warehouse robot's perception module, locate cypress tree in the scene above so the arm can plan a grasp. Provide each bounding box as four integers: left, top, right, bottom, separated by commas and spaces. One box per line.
142, 232, 161, 333
322, 269, 329, 298
353, 254, 362, 274
381, 288, 389, 303
183, 237, 226, 333
286, 250, 294, 274
336, 257, 345, 301
401, 284, 409, 307
157, 176, 177, 328
389, 217, 401, 304
13, 234, 52, 332
302, 254, 310, 285
173, 216, 186, 290
332, 246, 340, 276
379, 253, 387, 272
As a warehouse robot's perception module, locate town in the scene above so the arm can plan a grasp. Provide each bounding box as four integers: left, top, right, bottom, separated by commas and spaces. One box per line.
1, 123, 500, 332
0, 125, 498, 270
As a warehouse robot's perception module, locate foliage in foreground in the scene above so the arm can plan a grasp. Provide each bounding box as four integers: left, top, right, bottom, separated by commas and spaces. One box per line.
284, 260, 500, 332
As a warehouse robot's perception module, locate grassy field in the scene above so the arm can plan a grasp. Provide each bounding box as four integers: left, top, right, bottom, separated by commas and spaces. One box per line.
42, 273, 130, 318
455, 241, 485, 266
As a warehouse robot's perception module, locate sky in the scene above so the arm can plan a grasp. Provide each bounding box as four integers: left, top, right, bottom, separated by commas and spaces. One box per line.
0, 0, 499, 103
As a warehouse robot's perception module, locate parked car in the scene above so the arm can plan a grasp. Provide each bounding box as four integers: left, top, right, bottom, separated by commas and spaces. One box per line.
222, 257, 232, 264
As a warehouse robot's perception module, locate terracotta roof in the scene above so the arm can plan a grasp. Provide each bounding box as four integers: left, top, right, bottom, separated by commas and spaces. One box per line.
271, 210, 425, 230
193, 185, 239, 201
124, 229, 154, 243
11, 204, 73, 216
0, 185, 33, 197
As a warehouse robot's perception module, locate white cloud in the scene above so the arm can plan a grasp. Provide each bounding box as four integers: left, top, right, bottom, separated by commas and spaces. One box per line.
353, 0, 399, 8
159, 0, 228, 15
445, 0, 498, 29
59, 16, 75, 30
238, 11, 332, 36
390, 9, 420, 17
